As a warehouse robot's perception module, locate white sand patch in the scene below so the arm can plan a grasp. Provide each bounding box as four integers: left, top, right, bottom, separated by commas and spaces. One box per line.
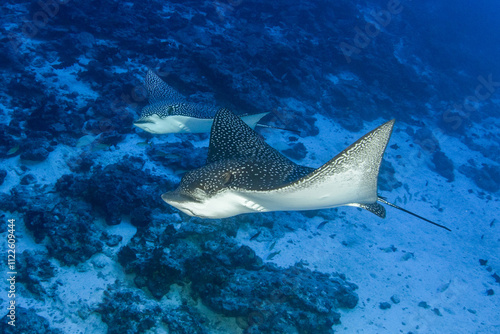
0, 144, 75, 194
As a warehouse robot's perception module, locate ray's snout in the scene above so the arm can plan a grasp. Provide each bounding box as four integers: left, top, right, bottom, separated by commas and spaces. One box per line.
161, 191, 199, 204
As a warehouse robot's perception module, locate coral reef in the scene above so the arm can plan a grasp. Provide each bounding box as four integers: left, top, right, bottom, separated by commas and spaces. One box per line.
17, 250, 56, 297
25, 206, 103, 265
56, 156, 173, 225
0, 307, 63, 334
432, 151, 455, 182
118, 220, 358, 333
98, 285, 162, 334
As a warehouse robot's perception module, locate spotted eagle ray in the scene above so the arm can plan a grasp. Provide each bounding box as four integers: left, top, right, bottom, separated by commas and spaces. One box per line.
162, 108, 450, 231
133, 70, 269, 134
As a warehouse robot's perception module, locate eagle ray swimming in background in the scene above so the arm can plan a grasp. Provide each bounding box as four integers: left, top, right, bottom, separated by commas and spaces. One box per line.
162, 108, 450, 231
133, 70, 269, 134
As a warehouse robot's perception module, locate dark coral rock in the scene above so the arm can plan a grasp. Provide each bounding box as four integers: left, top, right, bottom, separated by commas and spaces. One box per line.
0, 124, 19, 159
24, 210, 53, 243
97, 130, 125, 146
17, 250, 56, 297
134, 275, 147, 288
291, 115, 319, 138
130, 207, 151, 228
418, 301, 431, 309
77, 93, 135, 143
432, 150, 455, 182
282, 142, 307, 161
0, 169, 6, 185
476, 165, 500, 193
379, 302, 391, 310
100, 231, 123, 247
413, 127, 440, 154
55, 174, 88, 197
67, 153, 95, 173
45, 213, 103, 266
119, 225, 199, 299
118, 245, 138, 271
391, 295, 401, 304
20, 139, 51, 161
143, 248, 184, 299
378, 161, 402, 191
0, 187, 28, 212
25, 94, 60, 133
82, 119, 110, 135
433, 308, 442, 316
0, 30, 24, 71
162, 306, 208, 334
20, 173, 36, 185
186, 254, 358, 333
83, 159, 164, 225
470, 139, 500, 165
229, 245, 263, 270
493, 272, 500, 284
98, 286, 162, 334
146, 140, 207, 171
0, 307, 63, 334
56, 156, 172, 225
118, 217, 357, 332
24, 198, 103, 266
459, 163, 500, 193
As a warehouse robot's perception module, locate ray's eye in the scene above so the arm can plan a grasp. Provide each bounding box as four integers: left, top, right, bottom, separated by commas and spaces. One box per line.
166, 106, 174, 115
221, 172, 234, 186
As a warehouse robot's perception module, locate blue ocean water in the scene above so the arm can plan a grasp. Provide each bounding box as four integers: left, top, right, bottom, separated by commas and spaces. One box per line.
0, 0, 499, 333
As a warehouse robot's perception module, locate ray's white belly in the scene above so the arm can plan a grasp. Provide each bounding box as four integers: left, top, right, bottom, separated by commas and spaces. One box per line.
174, 191, 268, 219
153, 115, 214, 134
136, 113, 267, 134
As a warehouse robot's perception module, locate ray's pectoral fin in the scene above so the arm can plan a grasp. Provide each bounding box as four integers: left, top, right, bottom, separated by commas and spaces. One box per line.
145, 69, 185, 104
257, 119, 396, 212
